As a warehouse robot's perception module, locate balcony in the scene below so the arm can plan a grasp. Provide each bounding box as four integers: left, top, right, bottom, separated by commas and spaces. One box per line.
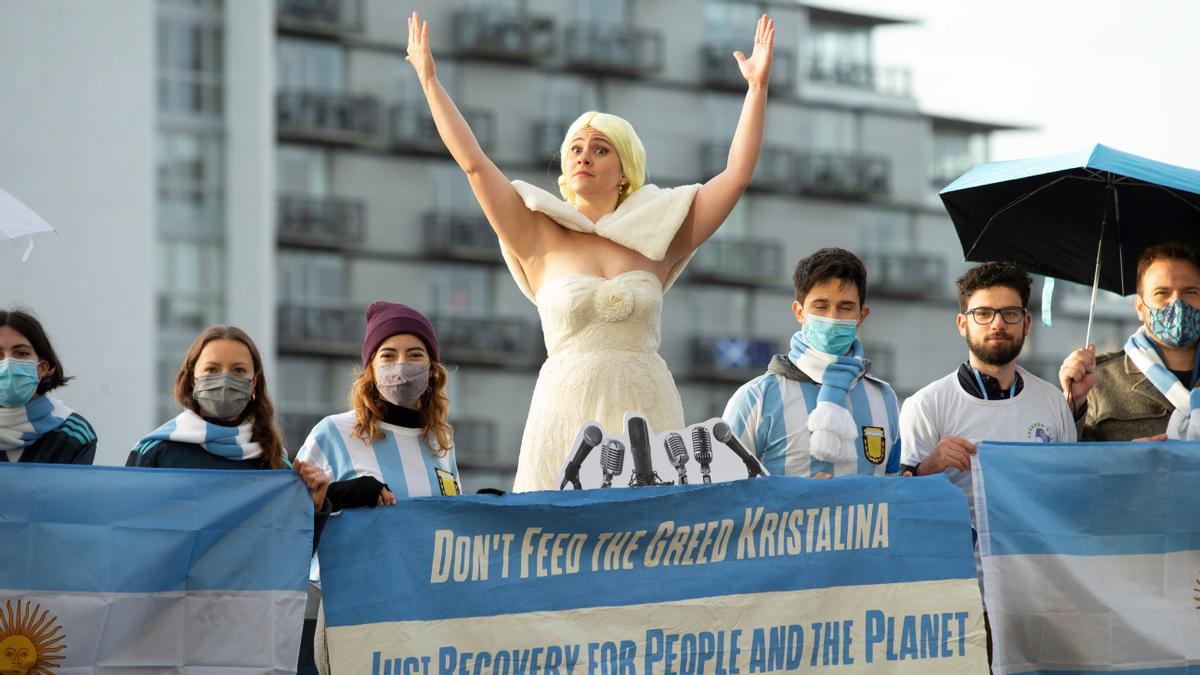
277, 195, 366, 249
689, 336, 778, 382
689, 238, 784, 287
277, 91, 379, 146
276, 0, 362, 35
807, 60, 912, 98
701, 143, 796, 193
277, 304, 363, 357
450, 419, 507, 468
532, 118, 574, 165
858, 253, 945, 300
391, 102, 494, 155
564, 23, 663, 76
432, 315, 544, 368
702, 42, 796, 92
795, 153, 891, 200
453, 9, 555, 63
423, 212, 500, 263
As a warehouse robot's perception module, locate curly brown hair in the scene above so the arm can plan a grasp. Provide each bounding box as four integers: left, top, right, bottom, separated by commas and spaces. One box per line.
956, 262, 1032, 312
174, 325, 287, 470
350, 359, 454, 456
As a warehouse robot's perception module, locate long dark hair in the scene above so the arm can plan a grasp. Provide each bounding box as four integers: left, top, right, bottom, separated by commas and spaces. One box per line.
0, 308, 71, 395
174, 325, 286, 469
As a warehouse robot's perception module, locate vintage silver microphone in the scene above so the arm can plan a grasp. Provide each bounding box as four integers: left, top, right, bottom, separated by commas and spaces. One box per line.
664, 432, 689, 485
712, 421, 766, 478
559, 425, 604, 490
691, 425, 713, 484
599, 439, 625, 488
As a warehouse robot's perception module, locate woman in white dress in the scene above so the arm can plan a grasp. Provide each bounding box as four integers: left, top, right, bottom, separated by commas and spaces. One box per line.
406, 11, 774, 491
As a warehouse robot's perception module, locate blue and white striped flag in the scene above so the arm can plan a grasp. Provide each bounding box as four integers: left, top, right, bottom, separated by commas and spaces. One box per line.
973, 441, 1200, 673
0, 463, 313, 673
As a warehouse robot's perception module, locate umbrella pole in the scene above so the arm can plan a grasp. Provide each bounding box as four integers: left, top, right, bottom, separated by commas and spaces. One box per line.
1084, 183, 1114, 348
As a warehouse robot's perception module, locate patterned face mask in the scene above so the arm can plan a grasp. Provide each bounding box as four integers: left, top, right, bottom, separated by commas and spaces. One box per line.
375, 363, 430, 408
1147, 298, 1200, 348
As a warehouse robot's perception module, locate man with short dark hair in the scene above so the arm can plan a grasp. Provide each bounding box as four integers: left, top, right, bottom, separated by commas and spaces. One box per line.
722, 248, 902, 477
900, 261, 1075, 516
1060, 241, 1200, 441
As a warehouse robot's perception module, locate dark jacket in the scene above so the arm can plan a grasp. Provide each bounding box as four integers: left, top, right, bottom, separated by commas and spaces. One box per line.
3, 412, 97, 464
1078, 349, 1172, 442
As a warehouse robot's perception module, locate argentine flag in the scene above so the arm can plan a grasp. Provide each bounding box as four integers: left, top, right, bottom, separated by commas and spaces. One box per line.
0, 463, 313, 673
973, 441, 1200, 673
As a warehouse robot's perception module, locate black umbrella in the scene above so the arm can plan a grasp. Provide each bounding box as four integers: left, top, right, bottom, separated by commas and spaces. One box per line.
940, 144, 1200, 344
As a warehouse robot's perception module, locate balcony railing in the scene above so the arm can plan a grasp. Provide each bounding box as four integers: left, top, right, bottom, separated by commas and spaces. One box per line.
702, 42, 796, 92
453, 9, 555, 62
532, 118, 574, 164
277, 304, 363, 356
450, 418, 505, 467
858, 253, 946, 300
391, 102, 494, 154
432, 315, 543, 368
807, 59, 912, 98
276, 0, 362, 35
277, 91, 379, 145
702, 143, 890, 200
423, 212, 500, 263
796, 153, 891, 199
689, 336, 778, 382
564, 23, 663, 76
278, 195, 366, 248
689, 238, 784, 287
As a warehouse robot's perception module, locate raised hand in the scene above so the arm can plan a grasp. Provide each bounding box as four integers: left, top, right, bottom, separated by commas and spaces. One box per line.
1059, 345, 1097, 413
406, 11, 436, 85
733, 14, 775, 89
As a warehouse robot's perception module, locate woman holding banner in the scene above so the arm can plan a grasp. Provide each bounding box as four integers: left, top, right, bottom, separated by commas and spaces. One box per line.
0, 308, 97, 464
297, 301, 463, 675
127, 325, 330, 512
404, 11, 775, 491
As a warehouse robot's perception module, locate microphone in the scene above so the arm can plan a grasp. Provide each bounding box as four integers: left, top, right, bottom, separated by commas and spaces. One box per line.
599, 439, 625, 488
627, 416, 665, 487
664, 432, 689, 485
691, 425, 713, 484
712, 421, 766, 478
560, 425, 604, 490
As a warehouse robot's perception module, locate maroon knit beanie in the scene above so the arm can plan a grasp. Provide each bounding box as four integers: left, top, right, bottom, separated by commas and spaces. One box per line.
361, 301, 439, 366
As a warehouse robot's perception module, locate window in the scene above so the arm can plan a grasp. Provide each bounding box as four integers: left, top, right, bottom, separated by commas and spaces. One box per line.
705, 1, 761, 43
429, 164, 479, 214
807, 22, 871, 87
570, 0, 629, 25
539, 76, 600, 122
689, 287, 750, 335
278, 251, 347, 306
809, 108, 857, 152
931, 129, 987, 187
277, 38, 345, 94
156, 0, 224, 122
429, 266, 491, 315
277, 145, 330, 196
157, 238, 225, 333
157, 130, 225, 236
859, 209, 909, 253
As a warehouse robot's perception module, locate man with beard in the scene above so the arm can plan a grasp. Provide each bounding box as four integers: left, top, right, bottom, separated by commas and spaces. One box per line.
1059, 242, 1200, 441
899, 262, 1075, 504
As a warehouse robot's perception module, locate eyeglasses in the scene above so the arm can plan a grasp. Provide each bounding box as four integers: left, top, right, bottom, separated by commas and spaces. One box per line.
964, 306, 1026, 325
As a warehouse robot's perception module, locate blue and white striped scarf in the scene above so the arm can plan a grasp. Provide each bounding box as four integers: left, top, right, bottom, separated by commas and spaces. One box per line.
134, 409, 283, 463
789, 330, 867, 463
0, 395, 76, 452
1124, 328, 1200, 439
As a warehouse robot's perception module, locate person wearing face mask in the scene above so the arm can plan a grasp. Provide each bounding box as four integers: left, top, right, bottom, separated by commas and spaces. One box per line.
721, 249, 902, 478
0, 308, 96, 464
297, 301, 461, 509
1061, 242, 1200, 441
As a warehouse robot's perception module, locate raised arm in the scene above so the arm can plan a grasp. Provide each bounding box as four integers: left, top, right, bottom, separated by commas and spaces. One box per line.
666, 15, 773, 263
405, 12, 542, 257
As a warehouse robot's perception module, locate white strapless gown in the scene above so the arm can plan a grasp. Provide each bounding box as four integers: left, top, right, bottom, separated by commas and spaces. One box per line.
511, 270, 685, 492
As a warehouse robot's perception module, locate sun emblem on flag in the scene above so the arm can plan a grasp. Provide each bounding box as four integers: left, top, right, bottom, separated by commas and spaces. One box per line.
0, 599, 65, 674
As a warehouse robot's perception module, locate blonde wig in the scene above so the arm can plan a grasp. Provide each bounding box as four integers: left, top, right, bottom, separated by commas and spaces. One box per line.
557, 111, 646, 205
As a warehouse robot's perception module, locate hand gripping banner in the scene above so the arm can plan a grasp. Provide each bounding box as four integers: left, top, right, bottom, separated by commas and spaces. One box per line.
320, 476, 988, 673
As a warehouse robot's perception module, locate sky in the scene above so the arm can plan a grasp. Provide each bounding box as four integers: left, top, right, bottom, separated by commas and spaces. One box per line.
833, 0, 1200, 169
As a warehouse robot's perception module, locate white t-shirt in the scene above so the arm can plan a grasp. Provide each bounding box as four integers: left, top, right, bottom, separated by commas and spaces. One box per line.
900, 366, 1076, 518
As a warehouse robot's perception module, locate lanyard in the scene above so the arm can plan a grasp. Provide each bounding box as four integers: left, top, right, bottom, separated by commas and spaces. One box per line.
972, 367, 1015, 401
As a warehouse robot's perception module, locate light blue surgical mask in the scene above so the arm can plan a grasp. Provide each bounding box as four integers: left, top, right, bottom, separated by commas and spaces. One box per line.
1147, 298, 1200, 348
0, 358, 41, 407
802, 314, 859, 355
